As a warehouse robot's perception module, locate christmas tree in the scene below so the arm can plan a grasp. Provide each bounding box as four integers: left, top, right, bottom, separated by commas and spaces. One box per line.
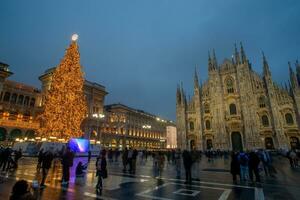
39, 35, 87, 139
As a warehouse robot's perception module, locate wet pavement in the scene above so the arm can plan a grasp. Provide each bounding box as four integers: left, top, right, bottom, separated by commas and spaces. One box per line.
0, 154, 299, 200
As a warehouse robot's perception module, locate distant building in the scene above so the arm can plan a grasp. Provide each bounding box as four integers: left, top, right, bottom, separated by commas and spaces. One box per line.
166, 125, 177, 149
177, 44, 300, 151
99, 103, 169, 150
0, 62, 42, 143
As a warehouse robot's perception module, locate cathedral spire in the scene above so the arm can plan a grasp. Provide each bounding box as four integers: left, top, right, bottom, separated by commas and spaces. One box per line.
289, 62, 298, 89
194, 66, 199, 89
176, 83, 181, 104
208, 51, 214, 71
262, 51, 271, 77
234, 43, 240, 65
295, 60, 300, 85
240, 42, 247, 64
212, 49, 218, 68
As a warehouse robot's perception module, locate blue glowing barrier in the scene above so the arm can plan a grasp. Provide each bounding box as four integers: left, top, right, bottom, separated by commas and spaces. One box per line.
68, 138, 90, 153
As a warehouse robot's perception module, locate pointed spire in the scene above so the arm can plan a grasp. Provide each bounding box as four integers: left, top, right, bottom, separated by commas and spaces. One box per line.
208, 51, 214, 71
212, 49, 218, 68
295, 60, 300, 85
194, 65, 199, 89
234, 43, 240, 65
262, 51, 271, 76
289, 62, 298, 89
176, 83, 181, 104
240, 42, 247, 64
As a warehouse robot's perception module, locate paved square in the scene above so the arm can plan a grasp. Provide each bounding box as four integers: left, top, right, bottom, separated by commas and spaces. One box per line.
136, 182, 231, 200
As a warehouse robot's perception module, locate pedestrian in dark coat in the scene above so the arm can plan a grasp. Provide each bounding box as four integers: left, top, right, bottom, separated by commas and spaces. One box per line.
96, 150, 107, 195
230, 152, 240, 183
248, 151, 261, 183
40, 150, 54, 188
122, 148, 128, 172
61, 147, 74, 185
182, 150, 193, 184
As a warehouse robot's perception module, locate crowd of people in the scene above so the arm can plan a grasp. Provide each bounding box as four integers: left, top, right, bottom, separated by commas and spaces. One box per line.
5, 146, 300, 199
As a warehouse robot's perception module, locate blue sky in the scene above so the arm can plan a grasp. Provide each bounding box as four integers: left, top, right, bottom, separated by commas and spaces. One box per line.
0, 0, 300, 120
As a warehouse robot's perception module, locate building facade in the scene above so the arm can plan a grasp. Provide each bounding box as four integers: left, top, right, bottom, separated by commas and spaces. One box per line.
177, 44, 300, 151
0, 62, 42, 143
97, 103, 168, 150
166, 125, 177, 149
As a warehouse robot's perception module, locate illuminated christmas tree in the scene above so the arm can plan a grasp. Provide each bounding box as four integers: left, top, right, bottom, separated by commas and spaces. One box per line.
39, 34, 87, 139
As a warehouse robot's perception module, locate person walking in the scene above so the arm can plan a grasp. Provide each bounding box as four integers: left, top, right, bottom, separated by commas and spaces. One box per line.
96, 150, 107, 195
182, 150, 193, 184
175, 149, 182, 178
36, 149, 44, 171
230, 152, 240, 183
127, 148, 133, 173
248, 151, 261, 183
88, 150, 92, 162
122, 148, 128, 172
238, 151, 249, 181
40, 150, 54, 189
61, 147, 74, 185
157, 152, 165, 177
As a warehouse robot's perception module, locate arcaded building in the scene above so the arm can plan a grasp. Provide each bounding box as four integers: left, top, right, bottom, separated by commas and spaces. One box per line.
176, 44, 300, 151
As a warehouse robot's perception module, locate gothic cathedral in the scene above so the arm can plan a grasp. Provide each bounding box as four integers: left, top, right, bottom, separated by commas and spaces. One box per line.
176, 43, 300, 151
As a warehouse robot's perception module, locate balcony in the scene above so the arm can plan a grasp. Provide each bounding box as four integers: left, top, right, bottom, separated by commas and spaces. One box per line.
0, 118, 40, 130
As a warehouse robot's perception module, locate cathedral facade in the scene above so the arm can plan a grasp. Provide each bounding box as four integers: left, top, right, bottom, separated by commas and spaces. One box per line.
176, 44, 300, 151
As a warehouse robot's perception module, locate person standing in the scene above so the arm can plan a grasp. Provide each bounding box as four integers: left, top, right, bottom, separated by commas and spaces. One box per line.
40, 150, 54, 188
96, 150, 107, 195
238, 151, 249, 181
122, 148, 128, 172
36, 149, 44, 171
175, 149, 182, 178
182, 150, 193, 184
230, 152, 240, 183
127, 148, 133, 173
157, 152, 165, 177
248, 151, 261, 183
88, 150, 92, 162
61, 147, 74, 185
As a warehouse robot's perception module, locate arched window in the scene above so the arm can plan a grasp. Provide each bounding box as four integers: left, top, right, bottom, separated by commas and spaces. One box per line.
24, 96, 30, 106
10, 93, 17, 104
205, 120, 211, 130
258, 96, 266, 108
229, 103, 237, 115
261, 115, 269, 127
30, 98, 35, 107
225, 77, 234, 93
17, 95, 24, 105
204, 104, 210, 114
3, 92, 10, 102
285, 113, 294, 125
189, 121, 194, 131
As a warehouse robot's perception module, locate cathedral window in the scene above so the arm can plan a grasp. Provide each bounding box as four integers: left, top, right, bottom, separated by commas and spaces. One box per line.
225, 77, 235, 94
258, 96, 266, 108
24, 96, 30, 106
3, 92, 10, 102
229, 103, 237, 115
204, 104, 210, 113
285, 113, 294, 125
205, 120, 211, 130
261, 115, 269, 127
189, 121, 194, 131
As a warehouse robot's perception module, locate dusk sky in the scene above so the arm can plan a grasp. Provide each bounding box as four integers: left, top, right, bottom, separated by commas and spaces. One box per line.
1, 0, 300, 121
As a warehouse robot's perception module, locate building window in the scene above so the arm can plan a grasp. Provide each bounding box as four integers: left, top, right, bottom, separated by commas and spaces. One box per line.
24, 96, 30, 106
205, 120, 211, 130
261, 115, 269, 127
30, 98, 35, 107
17, 95, 24, 105
285, 113, 294, 125
225, 77, 235, 94
258, 96, 266, 108
204, 104, 210, 114
189, 121, 194, 131
229, 103, 237, 115
3, 92, 10, 102
10, 93, 17, 104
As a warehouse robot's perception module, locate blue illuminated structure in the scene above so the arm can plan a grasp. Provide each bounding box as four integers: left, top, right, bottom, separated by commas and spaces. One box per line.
68, 138, 90, 153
